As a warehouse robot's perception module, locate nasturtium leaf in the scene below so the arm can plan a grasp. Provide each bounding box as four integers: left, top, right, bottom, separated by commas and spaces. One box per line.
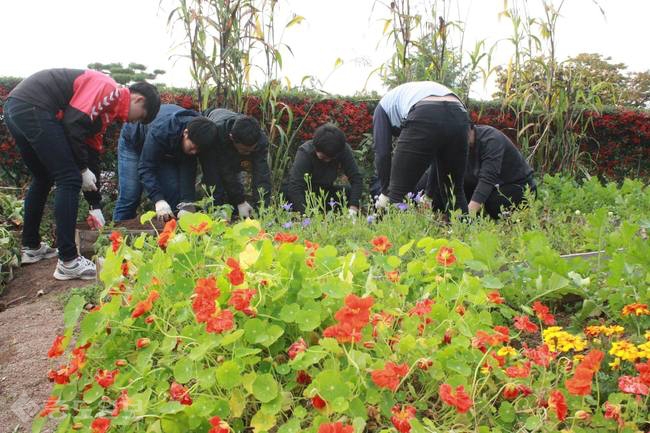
220, 329, 245, 346
133, 232, 146, 249
140, 211, 156, 225
244, 318, 267, 344
196, 367, 216, 389
159, 401, 184, 414
215, 361, 242, 389
63, 294, 85, 329
279, 303, 300, 323
294, 308, 321, 331
290, 347, 327, 370
250, 410, 276, 433
252, 373, 279, 403
229, 390, 247, 418
166, 233, 191, 255
178, 212, 212, 235
498, 401, 516, 423
83, 383, 104, 404
277, 418, 301, 433
398, 240, 415, 256
173, 358, 194, 384
314, 370, 350, 402
331, 397, 349, 412
239, 243, 260, 269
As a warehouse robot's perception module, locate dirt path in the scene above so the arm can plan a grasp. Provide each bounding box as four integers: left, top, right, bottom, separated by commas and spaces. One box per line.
0, 258, 93, 433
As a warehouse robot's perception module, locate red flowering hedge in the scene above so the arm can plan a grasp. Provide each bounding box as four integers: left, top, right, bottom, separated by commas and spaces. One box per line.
1, 78, 648, 188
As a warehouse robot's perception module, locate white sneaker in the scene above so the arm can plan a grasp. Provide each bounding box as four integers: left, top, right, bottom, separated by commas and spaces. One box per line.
53, 256, 97, 281
21, 242, 58, 264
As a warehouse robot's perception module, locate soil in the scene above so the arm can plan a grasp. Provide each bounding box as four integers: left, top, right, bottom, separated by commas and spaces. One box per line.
77, 218, 165, 231
0, 258, 94, 433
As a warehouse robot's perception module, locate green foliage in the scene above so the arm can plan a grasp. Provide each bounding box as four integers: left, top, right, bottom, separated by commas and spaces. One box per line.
87, 62, 165, 85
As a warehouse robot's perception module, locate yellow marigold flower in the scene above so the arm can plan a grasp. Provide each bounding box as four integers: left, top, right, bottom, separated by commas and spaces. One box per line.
621, 303, 650, 316
609, 340, 640, 362
573, 354, 585, 363
584, 325, 603, 337
645, 330, 650, 341
497, 346, 518, 357
637, 341, 650, 359
609, 357, 621, 370
543, 327, 587, 352
602, 325, 625, 336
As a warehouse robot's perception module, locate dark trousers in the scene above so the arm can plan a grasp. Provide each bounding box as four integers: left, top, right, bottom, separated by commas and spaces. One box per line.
466, 181, 536, 219
4, 98, 81, 261
388, 101, 470, 213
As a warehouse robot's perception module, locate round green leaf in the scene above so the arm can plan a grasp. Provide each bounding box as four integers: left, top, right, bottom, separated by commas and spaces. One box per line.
252, 373, 279, 403
216, 361, 242, 389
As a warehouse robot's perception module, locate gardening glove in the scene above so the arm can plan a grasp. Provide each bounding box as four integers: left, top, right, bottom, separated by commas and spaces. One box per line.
81, 169, 98, 192
237, 201, 254, 219
155, 200, 174, 222
374, 193, 390, 210
348, 207, 358, 217
176, 202, 196, 220
87, 209, 105, 229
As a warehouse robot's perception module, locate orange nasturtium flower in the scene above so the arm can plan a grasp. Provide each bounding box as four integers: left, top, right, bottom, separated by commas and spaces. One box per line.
371, 235, 392, 253
436, 246, 456, 266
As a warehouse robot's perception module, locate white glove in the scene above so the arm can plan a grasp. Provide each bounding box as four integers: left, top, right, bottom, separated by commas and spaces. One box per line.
237, 201, 254, 219
374, 193, 390, 210
88, 209, 105, 228
155, 200, 174, 222
348, 207, 358, 217
81, 169, 97, 192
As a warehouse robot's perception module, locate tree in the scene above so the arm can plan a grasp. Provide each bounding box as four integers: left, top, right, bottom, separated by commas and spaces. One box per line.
87, 62, 166, 85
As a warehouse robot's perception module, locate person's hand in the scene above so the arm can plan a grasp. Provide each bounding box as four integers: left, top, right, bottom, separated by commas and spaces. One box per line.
468, 200, 482, 214
237, 201, 254, 219
348, 207, 358, 217
374, 193, 390, 210
176, 202, 195, 219
155, 200, 174, 222
88, 209, 105, 229
81, 169, 98, 192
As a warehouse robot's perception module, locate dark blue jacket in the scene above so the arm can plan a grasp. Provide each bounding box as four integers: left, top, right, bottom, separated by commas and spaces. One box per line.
120, 104, 199, 203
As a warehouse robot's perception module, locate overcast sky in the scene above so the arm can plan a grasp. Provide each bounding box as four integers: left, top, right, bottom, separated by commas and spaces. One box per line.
1, 0, 648, 99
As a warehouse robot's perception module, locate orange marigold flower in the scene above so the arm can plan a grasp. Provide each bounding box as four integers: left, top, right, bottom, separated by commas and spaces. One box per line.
169, 382, 193, 405
274, 232, 298, 243
487, 290, 505, 304
95, 369, 119, 388
47, 335, 67, 358
514, 315, 539, 333
548, 390, 567, 421
371, 362, 409, 391
439, 383, 473, 413
621, 303, 650, 316
532, 301, 556, 325
391, 404, 417, 433
91, 417, 111, 433
436, 246, 456, 266
371, 235, 392, 253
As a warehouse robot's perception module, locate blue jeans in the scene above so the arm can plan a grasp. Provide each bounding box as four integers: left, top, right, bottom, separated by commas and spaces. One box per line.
4, 98, 81, 261
113, 137, 196, 221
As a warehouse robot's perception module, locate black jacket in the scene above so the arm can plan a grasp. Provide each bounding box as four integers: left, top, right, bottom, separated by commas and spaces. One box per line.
201, 109, 271, 206
286, 141, 363, 213
463, 125, 533, 203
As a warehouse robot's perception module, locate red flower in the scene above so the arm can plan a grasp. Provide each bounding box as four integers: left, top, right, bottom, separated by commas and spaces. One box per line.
95, 369, 119, 388
548, 390, 567, 421
296, 370, 312, 385
514, 315, 539, 333
565, 350, 604, 396
487, 290, 505, 304
371, 362, 409, 391
228, 288, 256, 316
112, 389, 129, 417
523, 344, 554, 368
621, 303, 650, 316
157, 219, 177, 249
91, 417, 111, 433
312, 395, 327, 410
109, 231, 122, 253
386, 270, 400, 283
39, 396, 62, 417
189, 221, 210, 235
192, 277, 221, 323
226, 257, 245, 286
169, 382, 193, 405
391, 404, 417, 433
436, 246, 456, 266
274, 232, 298, 243
288, 338, 308, 360
132, 290, 160, 318
371, 236, 392, 253
205, 309, 235, 334
604, 402, 623, 426
318, 422, 353, 433
636, 360, 650, 386
408, 298, 434, 317
47, 335, 67, 358
502, 383, 520, 400
323, 323, 362, 343
136, 338, 150, 349
439, 383, 473, 413
532, 301, 555, 325
208, 416, 230, 433
121, 260, 130, 277
505, 362, 531, 378
618, 375, 649, 395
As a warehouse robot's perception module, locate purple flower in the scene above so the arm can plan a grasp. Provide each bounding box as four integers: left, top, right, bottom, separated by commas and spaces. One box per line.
395, 202, 408, 211
282, 221, 293, 229
282, 202, 293, 211
405, 192, 415, 201
414, 190, 425, 203
328, 199, 338, 208
367, 215, 376, 224
302, 218, 311, 227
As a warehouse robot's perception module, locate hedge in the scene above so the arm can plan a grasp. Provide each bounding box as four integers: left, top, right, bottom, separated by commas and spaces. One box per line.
1, 78, 649, 190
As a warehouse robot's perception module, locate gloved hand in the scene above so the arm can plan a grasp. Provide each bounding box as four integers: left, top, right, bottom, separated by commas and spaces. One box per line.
237, 201, 254, 219
155, 200, 174, 222
81, 169, 98, 192
88, 209, 105, 229
348, 207, 358, 217
374, 193, 390, 210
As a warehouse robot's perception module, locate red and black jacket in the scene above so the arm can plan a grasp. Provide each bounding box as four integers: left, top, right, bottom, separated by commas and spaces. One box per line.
9, 68, 130, 169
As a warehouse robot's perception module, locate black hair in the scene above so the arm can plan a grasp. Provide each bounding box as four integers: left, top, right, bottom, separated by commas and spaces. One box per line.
186, 117, 219, 153
312, 123, 346, 158
230, 115, 262, 146
128, 82, 161, 124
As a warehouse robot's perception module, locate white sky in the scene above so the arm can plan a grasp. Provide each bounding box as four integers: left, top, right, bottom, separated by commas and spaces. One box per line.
1, 0, 648, 99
